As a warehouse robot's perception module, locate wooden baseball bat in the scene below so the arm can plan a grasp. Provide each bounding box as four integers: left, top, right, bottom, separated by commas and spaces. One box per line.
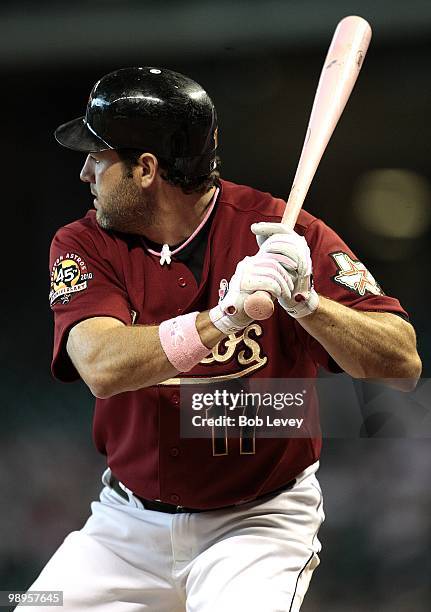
243, 15, 372, 320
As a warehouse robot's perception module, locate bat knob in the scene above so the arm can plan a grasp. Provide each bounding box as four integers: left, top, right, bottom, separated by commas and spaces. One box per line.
244, 291, 275, 320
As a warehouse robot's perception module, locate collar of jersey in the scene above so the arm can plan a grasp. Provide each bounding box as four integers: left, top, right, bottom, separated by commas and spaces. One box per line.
142, 187, 219, 265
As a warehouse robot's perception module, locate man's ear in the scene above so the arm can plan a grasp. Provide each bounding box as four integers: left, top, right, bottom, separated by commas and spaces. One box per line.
137, 153, 158, 188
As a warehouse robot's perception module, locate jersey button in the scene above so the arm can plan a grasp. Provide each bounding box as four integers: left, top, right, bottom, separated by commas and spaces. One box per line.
170, 447, 180, 457
170, 494, 180, 503
178, 277, 187, 287
171, 393, 180, 405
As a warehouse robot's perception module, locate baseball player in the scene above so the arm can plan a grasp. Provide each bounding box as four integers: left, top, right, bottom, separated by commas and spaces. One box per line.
23, 67, 421, 611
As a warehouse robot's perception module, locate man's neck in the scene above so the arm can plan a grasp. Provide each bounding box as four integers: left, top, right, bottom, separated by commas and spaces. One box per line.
142, 186, 217, 245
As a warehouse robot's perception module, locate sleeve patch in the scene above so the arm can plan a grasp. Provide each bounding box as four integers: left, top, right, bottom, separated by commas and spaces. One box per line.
49, 252, 93, 306
330, 251, 384, 296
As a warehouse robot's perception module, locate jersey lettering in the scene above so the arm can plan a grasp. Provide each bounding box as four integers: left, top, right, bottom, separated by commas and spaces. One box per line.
201, 324, 267, 379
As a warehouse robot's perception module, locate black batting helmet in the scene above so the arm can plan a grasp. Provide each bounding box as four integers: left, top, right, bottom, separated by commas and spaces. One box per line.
55, 67, 218, 178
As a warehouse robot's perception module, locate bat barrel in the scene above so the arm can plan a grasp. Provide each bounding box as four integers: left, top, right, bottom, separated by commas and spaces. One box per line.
243, 15, 372, 322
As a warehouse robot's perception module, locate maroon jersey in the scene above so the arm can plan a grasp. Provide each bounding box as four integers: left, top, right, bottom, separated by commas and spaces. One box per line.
49, 179, 407, 509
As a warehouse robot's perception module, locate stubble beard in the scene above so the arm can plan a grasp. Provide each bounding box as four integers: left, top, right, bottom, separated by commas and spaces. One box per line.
96, 176, 156, 234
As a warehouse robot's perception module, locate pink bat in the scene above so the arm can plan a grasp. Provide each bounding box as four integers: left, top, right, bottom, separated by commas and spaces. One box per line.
244, 15, 372, 320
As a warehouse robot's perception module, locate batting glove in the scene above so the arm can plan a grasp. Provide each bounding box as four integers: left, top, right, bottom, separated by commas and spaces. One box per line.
251, 222, 319, 318
209, 253, 294, 334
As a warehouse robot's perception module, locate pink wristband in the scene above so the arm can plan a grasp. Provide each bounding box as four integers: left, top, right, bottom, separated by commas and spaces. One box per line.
159, 312, 212, 372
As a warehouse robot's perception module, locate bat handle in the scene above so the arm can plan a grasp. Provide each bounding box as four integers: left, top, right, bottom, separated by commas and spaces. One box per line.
243, 199, 298, 321
244, 290, 275, 320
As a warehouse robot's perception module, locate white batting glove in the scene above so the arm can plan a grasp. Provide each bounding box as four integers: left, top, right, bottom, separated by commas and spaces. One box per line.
251, 222, 319, 318
209, 253, 294, 334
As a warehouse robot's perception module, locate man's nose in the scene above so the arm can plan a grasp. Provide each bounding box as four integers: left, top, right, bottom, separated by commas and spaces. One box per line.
80, 155, 95, 183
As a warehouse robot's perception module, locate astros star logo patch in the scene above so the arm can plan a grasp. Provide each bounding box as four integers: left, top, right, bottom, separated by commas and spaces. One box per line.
330, 252, 383, 296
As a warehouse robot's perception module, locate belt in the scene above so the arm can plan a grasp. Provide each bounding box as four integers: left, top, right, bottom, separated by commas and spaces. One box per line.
109, 474, 296, 514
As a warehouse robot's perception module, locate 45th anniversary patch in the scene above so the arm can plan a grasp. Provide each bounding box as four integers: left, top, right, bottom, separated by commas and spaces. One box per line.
49, 252, 93, 306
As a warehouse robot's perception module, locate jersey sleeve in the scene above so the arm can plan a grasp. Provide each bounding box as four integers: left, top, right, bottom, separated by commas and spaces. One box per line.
299, 218, 409, 372
49, 226, 132, 382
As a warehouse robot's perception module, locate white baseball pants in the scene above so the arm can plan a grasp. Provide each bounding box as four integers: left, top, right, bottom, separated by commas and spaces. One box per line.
19, 461, 324, 612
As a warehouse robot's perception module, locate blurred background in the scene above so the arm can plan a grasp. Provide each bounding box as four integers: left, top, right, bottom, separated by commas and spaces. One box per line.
1, 0, 430, 610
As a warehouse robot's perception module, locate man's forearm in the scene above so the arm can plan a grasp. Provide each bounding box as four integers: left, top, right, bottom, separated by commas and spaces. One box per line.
67, 312, 225, 398
298, 295, 422, 389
